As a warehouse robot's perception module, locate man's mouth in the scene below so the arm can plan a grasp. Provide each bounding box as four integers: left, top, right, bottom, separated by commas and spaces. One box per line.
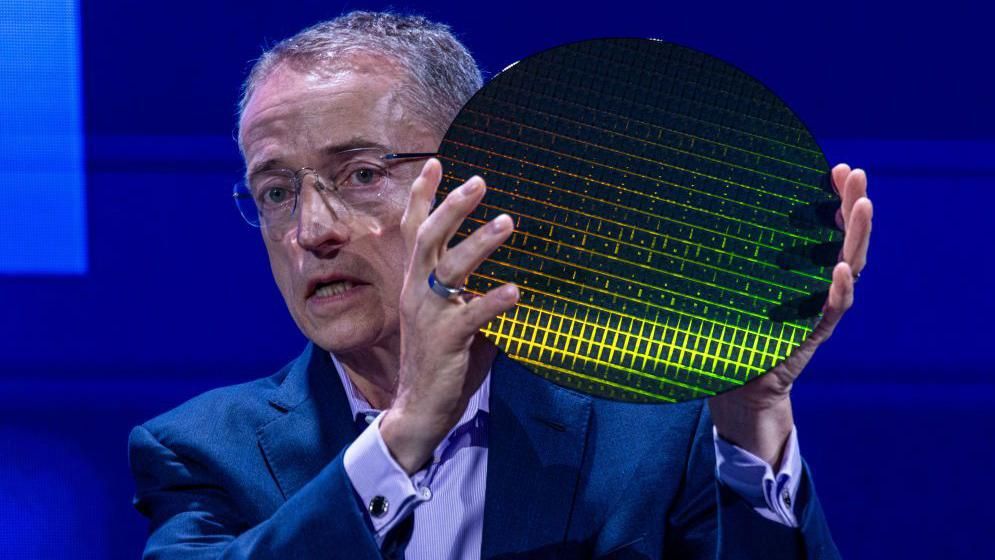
306, 273, 370, 302
312, 279, 357, 298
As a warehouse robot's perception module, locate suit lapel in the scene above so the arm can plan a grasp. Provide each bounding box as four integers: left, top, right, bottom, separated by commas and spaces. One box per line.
255, 342, 595, 552
256, 343, 356, 499
482, 353, 593, 559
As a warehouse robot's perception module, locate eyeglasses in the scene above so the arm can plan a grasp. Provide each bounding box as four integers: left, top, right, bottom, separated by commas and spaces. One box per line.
233, 147, 436, 237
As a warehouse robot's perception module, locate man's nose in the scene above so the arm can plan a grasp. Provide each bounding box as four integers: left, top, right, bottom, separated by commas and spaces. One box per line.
294, 174, 351, 253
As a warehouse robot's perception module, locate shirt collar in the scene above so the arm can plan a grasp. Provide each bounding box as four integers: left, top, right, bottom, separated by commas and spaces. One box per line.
330, 352, 491, 425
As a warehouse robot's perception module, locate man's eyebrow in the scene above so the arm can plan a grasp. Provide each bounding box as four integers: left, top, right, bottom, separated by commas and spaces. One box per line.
320, 139, 391, 156
246, 159, 285, 179
246, 139, 389, 178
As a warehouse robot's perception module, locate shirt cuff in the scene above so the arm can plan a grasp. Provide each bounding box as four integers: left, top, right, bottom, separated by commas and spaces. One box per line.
713, 425, 802, 528
343, 411, 430, 541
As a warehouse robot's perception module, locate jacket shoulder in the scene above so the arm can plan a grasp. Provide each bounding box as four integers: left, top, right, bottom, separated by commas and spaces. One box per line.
138, 358, 295, 450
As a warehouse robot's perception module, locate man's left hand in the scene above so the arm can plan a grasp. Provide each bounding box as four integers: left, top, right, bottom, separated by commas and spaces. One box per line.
708, 163, 874, 468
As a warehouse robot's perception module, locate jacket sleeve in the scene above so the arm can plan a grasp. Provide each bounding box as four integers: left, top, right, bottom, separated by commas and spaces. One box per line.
129, 424, 382, 560
663, 403, 841, 560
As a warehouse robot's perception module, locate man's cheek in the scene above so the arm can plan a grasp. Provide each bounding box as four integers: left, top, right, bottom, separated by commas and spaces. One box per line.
267, 256, 298, 307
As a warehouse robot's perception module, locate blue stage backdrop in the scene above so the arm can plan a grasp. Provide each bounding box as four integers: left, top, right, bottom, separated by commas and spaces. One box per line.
0, 0, 86, 274
1, 1, 992, 559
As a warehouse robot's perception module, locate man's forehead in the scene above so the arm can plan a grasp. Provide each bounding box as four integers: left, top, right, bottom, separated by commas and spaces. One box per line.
239, 61, 410, 167
240, 55, 406, 130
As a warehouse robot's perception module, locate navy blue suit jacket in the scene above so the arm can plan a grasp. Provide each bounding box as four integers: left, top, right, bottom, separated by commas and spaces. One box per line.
130, 343, 840, 558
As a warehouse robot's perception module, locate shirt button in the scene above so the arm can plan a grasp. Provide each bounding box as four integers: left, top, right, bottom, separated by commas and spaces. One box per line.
781, 490, 792, 508
369, 495, 389, 517
419, 487, 432, 501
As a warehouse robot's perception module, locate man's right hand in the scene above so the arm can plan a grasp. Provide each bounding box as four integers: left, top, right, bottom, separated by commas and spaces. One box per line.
380, 158, 518, 475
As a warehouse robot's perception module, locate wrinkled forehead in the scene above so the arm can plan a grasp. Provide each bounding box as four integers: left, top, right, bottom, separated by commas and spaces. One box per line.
238, 59, 422, 171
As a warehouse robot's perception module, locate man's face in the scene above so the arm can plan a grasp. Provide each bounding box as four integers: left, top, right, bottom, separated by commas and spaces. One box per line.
239, 59, 438, 353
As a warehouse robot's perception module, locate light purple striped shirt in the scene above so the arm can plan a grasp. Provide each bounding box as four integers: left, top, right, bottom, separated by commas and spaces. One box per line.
337, 354, 801, 559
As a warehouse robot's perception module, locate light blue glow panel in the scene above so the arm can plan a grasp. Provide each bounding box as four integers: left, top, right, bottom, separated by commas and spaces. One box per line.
0, 0, 87, 274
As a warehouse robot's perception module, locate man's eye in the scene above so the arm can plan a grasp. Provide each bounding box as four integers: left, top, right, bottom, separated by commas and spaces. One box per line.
354, 168, 375, 184
343, 166, 385, 188
259, 186, 293, 206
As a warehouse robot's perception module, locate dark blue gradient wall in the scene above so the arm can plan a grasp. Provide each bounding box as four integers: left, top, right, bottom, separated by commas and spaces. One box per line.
1, 1, 993, 558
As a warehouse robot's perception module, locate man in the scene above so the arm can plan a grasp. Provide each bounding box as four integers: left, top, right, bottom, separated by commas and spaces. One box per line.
130, 11, 872, 559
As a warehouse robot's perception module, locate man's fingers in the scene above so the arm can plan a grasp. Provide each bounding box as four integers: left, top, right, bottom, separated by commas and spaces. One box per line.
462, 283, 520, 334
434, 214, 514, 289
438, 177, 487, 258
401, 158, 442, 243
417, 175, 485, 249
831, 163, 851, 197
830, 164, 851, 231
812, 261, 855, 343
841, 168, 867, 227
842, 197, 873, 274
409, 174, 485, 281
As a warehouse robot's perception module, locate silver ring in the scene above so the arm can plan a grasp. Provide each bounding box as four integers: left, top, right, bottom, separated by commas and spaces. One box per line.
853, 271, 861, 284
428, 270, 465, 299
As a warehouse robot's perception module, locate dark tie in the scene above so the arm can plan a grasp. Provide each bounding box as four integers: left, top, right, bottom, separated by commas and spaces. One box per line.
354, 412, 377, 435
381, 513, 415, 559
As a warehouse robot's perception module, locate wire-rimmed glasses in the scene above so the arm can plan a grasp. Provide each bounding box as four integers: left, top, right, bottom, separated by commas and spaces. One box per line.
233, 147, 435, 238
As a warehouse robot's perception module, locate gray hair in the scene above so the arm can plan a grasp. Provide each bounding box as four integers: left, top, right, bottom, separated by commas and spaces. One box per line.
238, 11, 483, 140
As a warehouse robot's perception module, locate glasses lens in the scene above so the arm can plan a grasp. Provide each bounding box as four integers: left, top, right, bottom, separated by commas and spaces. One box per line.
233, 182, 260, 227
234, 149, 426, 236
329, 149, 391, 207
251, 169, 299, 235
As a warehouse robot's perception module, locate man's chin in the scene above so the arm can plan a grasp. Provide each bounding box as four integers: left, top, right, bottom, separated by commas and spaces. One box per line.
302, 317, 393, 356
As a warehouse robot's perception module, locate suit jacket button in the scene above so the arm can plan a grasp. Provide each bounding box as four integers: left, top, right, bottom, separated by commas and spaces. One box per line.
369, 496, 389, 517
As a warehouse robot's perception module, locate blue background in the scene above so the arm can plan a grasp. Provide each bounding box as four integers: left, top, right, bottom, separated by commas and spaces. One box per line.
1, 1, 993, 558
0, 0, 86, 274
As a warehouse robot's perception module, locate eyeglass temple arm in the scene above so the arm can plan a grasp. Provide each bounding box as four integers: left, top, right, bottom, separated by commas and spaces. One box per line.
382, 152, 438, 161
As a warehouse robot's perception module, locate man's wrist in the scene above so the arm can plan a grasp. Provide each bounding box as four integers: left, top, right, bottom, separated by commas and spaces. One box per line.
379, 407, 447, 475
708, 395, 794, 469
344, 412, 428, 539
713, 424, 803, 527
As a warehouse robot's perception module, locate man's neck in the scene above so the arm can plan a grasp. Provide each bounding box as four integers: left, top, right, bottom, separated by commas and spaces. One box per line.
335, 338, 402, 410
